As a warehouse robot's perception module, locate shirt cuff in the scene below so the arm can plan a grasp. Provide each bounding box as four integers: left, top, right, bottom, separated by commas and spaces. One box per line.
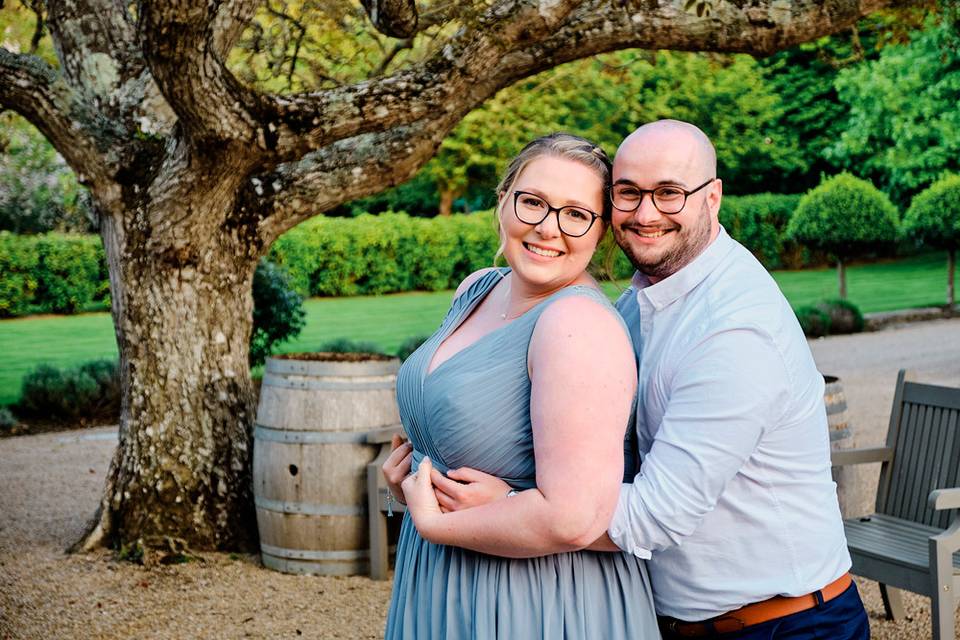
608, 482, 652, 560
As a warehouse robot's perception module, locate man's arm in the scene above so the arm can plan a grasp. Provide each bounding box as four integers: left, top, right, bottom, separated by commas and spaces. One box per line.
608, 327, 792, 558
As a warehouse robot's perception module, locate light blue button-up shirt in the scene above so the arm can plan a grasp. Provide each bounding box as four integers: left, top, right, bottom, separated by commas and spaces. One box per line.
608, 227, 851, 621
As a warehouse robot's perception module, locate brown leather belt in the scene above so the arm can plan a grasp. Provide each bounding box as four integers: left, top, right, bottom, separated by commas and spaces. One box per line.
658, 573, 853, 638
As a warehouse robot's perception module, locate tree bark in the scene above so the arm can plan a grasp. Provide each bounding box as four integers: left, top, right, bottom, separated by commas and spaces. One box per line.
438, 190, 456, 217
77, 204, 260, 552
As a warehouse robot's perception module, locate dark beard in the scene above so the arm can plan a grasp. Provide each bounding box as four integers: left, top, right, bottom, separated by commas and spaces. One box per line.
616, 201, 712, 280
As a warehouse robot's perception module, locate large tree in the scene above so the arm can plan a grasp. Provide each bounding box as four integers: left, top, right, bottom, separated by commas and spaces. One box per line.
0, 0, 904, 553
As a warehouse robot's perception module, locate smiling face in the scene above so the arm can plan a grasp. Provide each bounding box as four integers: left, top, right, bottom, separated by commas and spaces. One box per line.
498, 155, 607, 294
611, 123, 722, 283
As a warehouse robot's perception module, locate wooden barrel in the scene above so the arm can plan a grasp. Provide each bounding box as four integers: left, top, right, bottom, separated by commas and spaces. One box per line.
823, 374, 854, 517
253, 353, 401, 576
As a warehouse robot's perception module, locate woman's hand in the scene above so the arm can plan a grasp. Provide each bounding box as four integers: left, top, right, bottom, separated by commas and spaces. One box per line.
401, 457, 444, 540
430, 466, 513, 512
381, 434, 413, 504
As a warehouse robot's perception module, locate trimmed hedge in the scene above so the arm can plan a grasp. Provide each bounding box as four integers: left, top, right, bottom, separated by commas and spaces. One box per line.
0, 231, 109, 317
267, 212, 501, 297
0, 195, 850, 317
719, 193, 824, 270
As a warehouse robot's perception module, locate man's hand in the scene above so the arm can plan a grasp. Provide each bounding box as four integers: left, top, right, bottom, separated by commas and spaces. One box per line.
381, 433, 412, 504
430, 466, 513, 512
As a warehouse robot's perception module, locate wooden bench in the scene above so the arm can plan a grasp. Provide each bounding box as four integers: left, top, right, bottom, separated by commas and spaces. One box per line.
366, 425, 406, 580
831, 369, 960, 640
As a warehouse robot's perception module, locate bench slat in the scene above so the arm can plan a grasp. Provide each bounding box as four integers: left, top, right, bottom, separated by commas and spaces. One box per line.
844, 515, 960, 572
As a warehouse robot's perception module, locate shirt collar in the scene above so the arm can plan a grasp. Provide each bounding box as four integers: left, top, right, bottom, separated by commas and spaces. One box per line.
633, 226, 735, 311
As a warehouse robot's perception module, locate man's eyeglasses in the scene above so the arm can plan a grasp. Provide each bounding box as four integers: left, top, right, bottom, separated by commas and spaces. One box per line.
611, 178, 715, 215
512, 191, 601, 238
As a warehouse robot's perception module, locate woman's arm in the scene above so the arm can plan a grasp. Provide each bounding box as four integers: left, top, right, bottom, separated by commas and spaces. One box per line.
401, 295, 637, 557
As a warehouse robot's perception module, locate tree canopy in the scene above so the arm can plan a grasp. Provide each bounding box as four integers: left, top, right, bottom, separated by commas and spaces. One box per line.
830, 15, 960, 204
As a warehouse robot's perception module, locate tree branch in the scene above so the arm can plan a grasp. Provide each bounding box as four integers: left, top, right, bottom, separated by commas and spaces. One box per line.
46, 0, 143, 108
0, 48, 122, 189
137, 0, 268, 147
480, 0, 900, 87
243, 111, 462, 248
240, 0, 906, 244
254, 0, 583, 159
256, 0, 901, 163
211, 0, 261, 61
361, 0, 419, 38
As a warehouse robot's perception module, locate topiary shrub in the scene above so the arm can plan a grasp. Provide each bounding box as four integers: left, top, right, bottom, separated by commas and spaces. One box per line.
787, 173, 900, 299
903, 174, 960, 309
250, 259, 306, 367
795, 305, 831, 338
16, 359, 120, 424
815, 299, 864, 334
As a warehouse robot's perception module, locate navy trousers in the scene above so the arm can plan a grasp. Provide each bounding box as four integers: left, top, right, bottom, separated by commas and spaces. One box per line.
661, 582, 871, 639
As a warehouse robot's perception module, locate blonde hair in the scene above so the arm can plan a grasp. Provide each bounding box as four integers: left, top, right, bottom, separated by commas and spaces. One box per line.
493, 133, 612, 263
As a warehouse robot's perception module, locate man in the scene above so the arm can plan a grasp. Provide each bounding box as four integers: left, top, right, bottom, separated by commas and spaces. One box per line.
599, 119, 869, 638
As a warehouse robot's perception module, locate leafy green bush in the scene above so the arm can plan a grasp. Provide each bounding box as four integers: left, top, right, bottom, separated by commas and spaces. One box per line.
795, 305, 831, 338
33, 234, 107, 313
903, 174, 960, 307
815, 299, 864, 334
787, 173, 900, 297
0, 114, 93, 234
396, 335, 430, 361
250, 259, 306, 367
0, 406, 18, 431
269, 211, 500, 298
720, 194, 820, 269
0, 232, 109, 317
0, 232, 40, 316
16, 359, 120, 424
314, 338, 386, 356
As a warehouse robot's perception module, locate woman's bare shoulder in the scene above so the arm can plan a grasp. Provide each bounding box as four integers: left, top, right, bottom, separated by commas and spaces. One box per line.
531, 291, 632, 358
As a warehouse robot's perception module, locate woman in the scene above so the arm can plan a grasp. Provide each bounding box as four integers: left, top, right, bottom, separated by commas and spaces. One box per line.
382, 133, 659, 639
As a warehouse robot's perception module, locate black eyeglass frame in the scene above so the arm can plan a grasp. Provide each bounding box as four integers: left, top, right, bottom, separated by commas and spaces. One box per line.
610, 178, 716, 215
512, 190, 602, 238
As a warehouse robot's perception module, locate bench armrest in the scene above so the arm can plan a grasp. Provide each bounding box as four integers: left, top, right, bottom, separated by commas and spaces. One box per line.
366, 424, 404, 444
830, 447, 894, 467
929, 487, 960, 512
930, 489, 960, 555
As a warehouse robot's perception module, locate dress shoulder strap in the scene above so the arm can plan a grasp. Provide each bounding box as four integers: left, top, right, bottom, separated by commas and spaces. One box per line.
442, 268, 508, 324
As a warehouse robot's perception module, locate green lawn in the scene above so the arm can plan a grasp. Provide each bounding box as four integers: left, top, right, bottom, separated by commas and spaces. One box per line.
0, 252, 949, 405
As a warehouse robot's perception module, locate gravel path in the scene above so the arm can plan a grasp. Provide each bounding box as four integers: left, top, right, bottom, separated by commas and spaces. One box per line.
2, 318, 959, 639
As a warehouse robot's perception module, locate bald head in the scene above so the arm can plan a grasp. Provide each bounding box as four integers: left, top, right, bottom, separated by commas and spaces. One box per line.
611, 119, 723, 282
618, 120, 716, 180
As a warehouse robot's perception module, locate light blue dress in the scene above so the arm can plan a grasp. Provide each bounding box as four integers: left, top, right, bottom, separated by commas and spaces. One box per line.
384, 269, 660, 639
